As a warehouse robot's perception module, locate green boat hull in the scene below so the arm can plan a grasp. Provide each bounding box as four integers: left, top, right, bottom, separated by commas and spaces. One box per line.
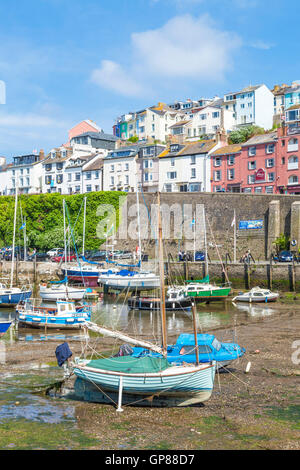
185, 287, 231, 302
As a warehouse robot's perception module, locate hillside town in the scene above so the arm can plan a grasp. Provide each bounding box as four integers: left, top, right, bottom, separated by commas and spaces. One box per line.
1, 81, 300, 196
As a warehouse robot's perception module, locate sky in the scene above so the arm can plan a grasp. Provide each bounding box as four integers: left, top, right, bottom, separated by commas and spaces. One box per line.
0, 0, 299, 160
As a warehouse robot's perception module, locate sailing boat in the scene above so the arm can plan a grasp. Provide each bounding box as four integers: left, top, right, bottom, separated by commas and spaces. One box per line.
181, 207, 231, 302
0, 180, 31, 308
97, 181, 160, 292
72, 193, 216, 407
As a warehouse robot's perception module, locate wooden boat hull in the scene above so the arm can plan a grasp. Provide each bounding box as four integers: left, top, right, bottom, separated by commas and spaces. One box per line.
73, 377, 212, 407
0, 321, 12, 336
128, 296, 192, 311
73, 362, 216, 406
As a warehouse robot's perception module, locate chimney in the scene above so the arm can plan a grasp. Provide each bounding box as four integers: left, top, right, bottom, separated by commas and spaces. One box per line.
39, 149, 45, 160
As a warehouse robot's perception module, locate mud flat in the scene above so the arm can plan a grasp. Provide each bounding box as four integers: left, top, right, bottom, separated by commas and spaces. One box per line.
0, 307, 299, 450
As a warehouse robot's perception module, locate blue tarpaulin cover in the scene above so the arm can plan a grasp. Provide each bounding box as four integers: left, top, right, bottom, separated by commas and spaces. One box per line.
55, 342, 72, 367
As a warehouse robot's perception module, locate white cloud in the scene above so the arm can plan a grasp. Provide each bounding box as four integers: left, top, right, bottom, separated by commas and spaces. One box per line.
90, 60, 145, 98
0, 112, 67, 128
91, 14, 242, 97
251, 40, 274, 50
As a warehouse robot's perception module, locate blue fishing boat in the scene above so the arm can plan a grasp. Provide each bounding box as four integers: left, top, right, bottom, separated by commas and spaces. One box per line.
17, 299, 91, 330
0, 320, 13, 337
130, 333, 245, 369
0, 284, 32, 308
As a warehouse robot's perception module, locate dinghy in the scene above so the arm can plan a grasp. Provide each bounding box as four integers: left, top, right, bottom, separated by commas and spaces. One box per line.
0, 320, 13, 337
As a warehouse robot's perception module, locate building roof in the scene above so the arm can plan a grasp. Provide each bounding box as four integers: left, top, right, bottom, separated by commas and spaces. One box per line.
72, 131, 118, 142
82, 156, 104, 172
66, 155, 93, 168
241, 131, 278, 147
210, 144, 242, 156
286, 104, 300, 111
158, 140, 216, 158
169, 120, 191, 129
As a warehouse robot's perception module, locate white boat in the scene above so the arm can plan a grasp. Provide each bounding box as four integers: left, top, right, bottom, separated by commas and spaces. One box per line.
17, 299, 91, 330
39, 284, 86, 301
232, 287, 279, 303
98, 270, 160, 291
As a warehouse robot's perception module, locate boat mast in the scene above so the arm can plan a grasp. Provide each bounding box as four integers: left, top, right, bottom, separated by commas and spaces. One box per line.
203, 206, 209, 277
63, 199, 67, 260
10, 177, 18, 288
157, 192, 167, 355
82, 196, 87, 257
136, 177, 142, 268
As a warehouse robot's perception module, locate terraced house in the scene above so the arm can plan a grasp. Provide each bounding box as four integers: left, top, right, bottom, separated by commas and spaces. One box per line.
158, 139, 224, 193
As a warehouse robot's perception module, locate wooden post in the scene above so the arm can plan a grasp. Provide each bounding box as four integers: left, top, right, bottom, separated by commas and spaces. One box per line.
244, 262, 250, 290
192, 303, 199, 366
268, 256, 273, 290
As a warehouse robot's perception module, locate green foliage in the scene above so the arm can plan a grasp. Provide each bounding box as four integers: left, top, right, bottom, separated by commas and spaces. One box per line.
228, 125, 265, 144
0, 192, 126, 251
127, 135, 139, 143
272, 233, 290, 253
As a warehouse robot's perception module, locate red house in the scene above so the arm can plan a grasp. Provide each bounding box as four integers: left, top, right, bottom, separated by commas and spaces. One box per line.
210, 144, 242, 192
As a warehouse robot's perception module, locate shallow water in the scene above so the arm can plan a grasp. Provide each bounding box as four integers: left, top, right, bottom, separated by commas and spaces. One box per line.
0, 296, 283, 447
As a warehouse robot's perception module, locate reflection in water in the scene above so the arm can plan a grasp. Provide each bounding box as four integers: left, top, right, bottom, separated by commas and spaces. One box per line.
0, 296, 282, 344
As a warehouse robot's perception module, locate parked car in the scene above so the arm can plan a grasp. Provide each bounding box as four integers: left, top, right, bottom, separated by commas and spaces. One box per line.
110, 250, 133, 260
86, 251, 107, 261
51, 253, 77, 263
47, 248, 64, 257
273, 250, 295, 262
27, 252, 51, 262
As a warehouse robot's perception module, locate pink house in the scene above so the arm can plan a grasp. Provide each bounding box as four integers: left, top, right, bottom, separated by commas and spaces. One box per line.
276, 125, 300, 194
65, 120, 103, 146
210, 144, 242, 192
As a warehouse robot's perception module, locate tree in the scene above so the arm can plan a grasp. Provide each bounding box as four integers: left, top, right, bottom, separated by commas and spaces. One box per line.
228, 125, 265, 144
272, 233, 290, 254
128, 135, 139, 143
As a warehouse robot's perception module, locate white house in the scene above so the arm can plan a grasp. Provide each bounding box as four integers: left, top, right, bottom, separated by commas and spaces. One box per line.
103, 146, 139, 192
41, 146, 73, 194
158, 139, 224, 193
223, 84, 274, 130
5, 153, 45, 195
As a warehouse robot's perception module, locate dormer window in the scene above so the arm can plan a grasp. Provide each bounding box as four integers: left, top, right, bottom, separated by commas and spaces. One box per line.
170, 144, 179, 153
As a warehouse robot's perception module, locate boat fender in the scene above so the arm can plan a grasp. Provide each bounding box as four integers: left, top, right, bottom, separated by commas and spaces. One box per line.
245, 361, 251, 374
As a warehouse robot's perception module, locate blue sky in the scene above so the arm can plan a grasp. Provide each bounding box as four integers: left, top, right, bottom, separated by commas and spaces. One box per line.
0, 0, 299, 159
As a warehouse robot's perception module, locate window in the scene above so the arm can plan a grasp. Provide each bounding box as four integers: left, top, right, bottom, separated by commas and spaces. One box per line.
68, 173, 72, 182
266, 186, 273, 194
266, 144, 275, 154
243, 187, 252, 193
75, 173, 81, 181
266, 158, 274, 168
248, 147, 256, 156
85, 172, 91, 180
56, 162, 63, 170
171, 158, 175, 167
212, 112, 219, 118
167, 171, 177, 179
241, 104, 245, 109
254, 187, 262, 193
95, 170, 99, 179
227, 155, 235, 165
214, 157, 221, 167
45, 164, 52, 172
86, 185, 92, 192
248, 174, 255, 184
111, 176, 114, 185
110, 164, 114, 172
214, 170, 221, 181
288, 155, 298, 170
191, 168, 196, 179
288, 138, 298, 152
45, 175, 52, 185
268, 172, 275, 182
288, 175, 298, 184
56, 174, 63, 184
125, 163, 129, 171
282, 157, 285, 164
125, 175, 129, 185
227, 169, 235, 180
75, 186, 81, 193
191, 156, 196, 165
26, 177, 30, 186
165, 184, 172, 192
248, 161, 256, 170
282, 140, 285, 147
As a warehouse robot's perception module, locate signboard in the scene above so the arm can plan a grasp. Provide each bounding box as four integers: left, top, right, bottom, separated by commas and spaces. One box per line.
239, 220, 263, 230
255, 169, 266, 182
